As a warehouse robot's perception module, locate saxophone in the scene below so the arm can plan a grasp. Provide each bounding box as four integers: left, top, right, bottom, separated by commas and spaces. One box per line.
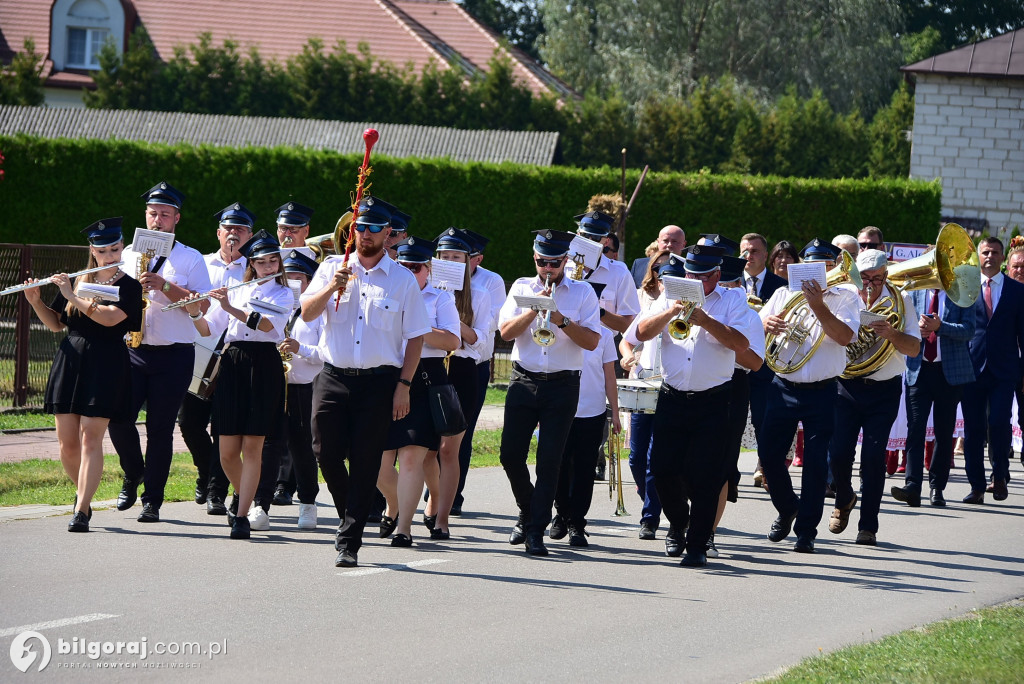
127, 248, 156, 348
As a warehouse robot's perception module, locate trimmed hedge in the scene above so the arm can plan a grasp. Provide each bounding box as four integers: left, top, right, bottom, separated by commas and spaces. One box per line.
0, 135, 940, 280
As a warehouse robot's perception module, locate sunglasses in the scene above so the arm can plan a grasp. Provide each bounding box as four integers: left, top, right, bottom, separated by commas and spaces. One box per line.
354, 223, 387, 234
399, 262, 425, 274
535, 258, 564, 268
859, 241, 881, 249
602, 246, 616, 254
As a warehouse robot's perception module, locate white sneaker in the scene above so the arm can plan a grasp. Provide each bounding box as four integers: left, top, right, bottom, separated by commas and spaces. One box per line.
248, 505, 270, 531
297, 503, 317, 530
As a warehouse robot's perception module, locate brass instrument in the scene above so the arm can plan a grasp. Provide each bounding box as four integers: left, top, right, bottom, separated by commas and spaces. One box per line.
667, 301, 699, 340
127, 249, 156, 348
568, 253, 586, 280
842, 223, 979, 378
746, 294, 763, 311
532, 274, 556, 347
280, 311, 299, 412
307, 212, 351, 263
764, 249, 863, 374
607, 422, 628, 516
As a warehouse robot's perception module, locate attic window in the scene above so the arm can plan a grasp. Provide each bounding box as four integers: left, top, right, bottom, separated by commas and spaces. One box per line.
66, 27, 109, 69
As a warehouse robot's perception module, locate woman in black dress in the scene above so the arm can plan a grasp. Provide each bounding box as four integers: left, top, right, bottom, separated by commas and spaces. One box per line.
23, 218, 142, 532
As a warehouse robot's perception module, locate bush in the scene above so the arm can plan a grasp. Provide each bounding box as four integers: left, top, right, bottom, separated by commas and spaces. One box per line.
0, 135, 940, 280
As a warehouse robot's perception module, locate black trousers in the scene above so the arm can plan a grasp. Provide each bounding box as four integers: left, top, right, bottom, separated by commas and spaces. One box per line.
757, 376, 838, 541
724, 369, 751, 502
904, 362, 962, 492
499, 369, 580, 536
828, 376, 902, 533
748, 365, 775, 440
554, 412, 607, 527
269, 382, 318, 503
177, 392, 228, 499
312, 366, 397, 553
454, 360, 491, 509
963, 367, 1014, 491
651, 382, 731, 554
108, 344, 194, 509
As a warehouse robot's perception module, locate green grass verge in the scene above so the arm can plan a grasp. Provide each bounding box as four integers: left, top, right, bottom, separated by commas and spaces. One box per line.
484, 386, 507, 406
769, 602, 1024, 683
0, 411, 147, 431
0, 427, 532, 507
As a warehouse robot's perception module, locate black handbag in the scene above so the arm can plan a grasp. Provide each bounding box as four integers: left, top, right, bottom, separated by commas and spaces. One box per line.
421, 370, 468, 437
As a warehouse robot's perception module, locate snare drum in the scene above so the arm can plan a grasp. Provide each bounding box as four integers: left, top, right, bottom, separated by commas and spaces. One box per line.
615, 378, 662, 414
189, 334, 224, 400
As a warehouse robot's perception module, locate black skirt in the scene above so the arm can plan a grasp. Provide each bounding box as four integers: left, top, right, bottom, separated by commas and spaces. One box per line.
213, 341, 285, 436
447, 355, 478, 427
385, 357, 448, 451
45, 333, 133, 422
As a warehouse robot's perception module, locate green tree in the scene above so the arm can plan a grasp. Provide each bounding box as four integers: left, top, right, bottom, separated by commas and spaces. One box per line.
0, 38, 46, 106
86, 26, 164, 110
867, 84, 914, 178
900, 1, 1024, 49
458, 0, 544, 60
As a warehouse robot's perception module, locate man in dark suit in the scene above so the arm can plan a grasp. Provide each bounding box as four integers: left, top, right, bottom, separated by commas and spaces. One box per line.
630, 225, 686, 287
962, 237, 1024, 503
892, 287, 975, 507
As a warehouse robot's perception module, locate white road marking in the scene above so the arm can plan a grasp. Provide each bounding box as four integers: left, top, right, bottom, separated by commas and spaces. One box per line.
0, 613, 119, 638
337, 558, 450, 577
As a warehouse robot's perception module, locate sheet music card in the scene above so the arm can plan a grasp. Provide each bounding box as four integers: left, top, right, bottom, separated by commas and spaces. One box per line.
859, 309, 888, 326
429, 258, 465, 291
568, 236, 603, 270
661, 275, 705, 305
513, 295, 556, 312
130, 228, 174, 258
786, 262, 828, 291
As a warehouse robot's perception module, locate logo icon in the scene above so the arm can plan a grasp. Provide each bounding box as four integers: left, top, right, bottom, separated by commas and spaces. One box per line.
10, 631, 51, 672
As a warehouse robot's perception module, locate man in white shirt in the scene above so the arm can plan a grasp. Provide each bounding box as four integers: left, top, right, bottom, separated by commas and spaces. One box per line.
275, 201, 316, 259
301, 196, 431, 568
573, 210, 640, 334
498, 229, 600, 556
109, 182, 212, 524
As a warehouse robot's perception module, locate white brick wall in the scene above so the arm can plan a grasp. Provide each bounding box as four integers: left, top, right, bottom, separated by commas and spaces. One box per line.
909, 75, 1024, 231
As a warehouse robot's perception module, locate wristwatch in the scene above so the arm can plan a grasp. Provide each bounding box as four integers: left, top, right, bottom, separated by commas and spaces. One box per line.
161, 281, 172, 293
557, 317, 571, 329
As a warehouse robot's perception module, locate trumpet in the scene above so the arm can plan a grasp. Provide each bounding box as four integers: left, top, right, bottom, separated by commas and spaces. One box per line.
667, 301, 699, 340
607, 422, 628, 516
161, 273, 278, 311
532, 274, 556, 347
0, 262, 125, 296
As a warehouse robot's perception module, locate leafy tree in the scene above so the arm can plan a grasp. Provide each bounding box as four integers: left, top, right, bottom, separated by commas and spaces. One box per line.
458, 0, 544, 60
900, 1, 1024, 49
0, 38, 46, 106
86, 26, 164, 110
867, 84, 914, 178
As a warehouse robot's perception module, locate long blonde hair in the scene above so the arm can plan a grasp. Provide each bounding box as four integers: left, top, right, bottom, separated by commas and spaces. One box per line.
453, 259, 474, 327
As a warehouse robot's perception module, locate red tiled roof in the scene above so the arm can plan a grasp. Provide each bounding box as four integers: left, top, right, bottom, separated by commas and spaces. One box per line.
0, 2, 51, 62
902, 27, 1024, 79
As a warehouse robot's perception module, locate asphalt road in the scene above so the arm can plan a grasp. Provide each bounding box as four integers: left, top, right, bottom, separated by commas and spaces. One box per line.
1, 453, 1023, 682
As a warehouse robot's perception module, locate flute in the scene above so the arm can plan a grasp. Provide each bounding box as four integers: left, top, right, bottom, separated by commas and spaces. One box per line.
0, 262, 125, 296
161, 274, 278, 311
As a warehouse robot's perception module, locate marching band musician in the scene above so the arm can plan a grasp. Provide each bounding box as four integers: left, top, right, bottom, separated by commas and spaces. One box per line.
184, 230, 292, 539
275, 201, 316, 259
452, 229, 506, 516
178, 202, 253, 516
300, 196, 431, 568
261, 249, 324, 530
827, 250, 920, 546
758, 239, 859, 553
633, 247, 754, 567
572, 211, 641, 334
109, 182, 212, 524
384, 208, 411, 259
498, 229, 600, 557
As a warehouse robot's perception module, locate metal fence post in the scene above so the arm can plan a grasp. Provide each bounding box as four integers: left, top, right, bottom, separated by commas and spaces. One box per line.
13, 245, 32, 407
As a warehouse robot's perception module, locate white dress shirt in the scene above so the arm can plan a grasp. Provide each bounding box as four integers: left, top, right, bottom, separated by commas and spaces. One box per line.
471, 266, 506, 364
983, 272, 1003, 312
124, 240, 212, 345
286, 309, 324, 385
759, 284, 860, 383
856, 286, 920, 381
733, 299, 767, 371
745, 267, 767, 298
577, 328, 617, 418
420, 286, 462, 359
640, 286, 751, 392
499, 274, 601, 373
585, 256, 641, 322
625, 288, 662, 378
302, 253, 431, 369
453, 284, 493, 362
222, 279, 293, 344
203, 251, 247, 338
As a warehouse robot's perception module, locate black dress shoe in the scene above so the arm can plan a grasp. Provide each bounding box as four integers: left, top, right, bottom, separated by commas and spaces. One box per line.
891, 485, 921, 507
992, 480, 1008, 501
226, 493, 240, 526
525, 533, 549, 556
379, 515, 398, 539
793, 535, 815, 553
549, 514, 568, 540
962, 490, 985, 504
680, 550, 707, 567
594, 458, 606, 481
568, 523, 588, 547
930, 489, 946, 507
430, 528, 450, 540
194, 484, 207, 505
272, 488, 293, 506
638, 521, 657, 540
230, 516, 250, 539
68, 511, 89, 533
423, 514, 437, 531
391, 533, 413, 547
72, 495, 93, 521
768, 511, 797, 542
509, 514, 527, 545
665, 527, 683, 557
137, 503, 160, 523
335, 549, 358, 567
207, 496, 227, 515
449, 506, 463, 517
115, 476, 142, 511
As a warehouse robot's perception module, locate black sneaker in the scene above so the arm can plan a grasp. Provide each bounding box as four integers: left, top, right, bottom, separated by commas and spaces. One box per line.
549, 514, 568, 540
705, 532, 719, 559
230, 516, 250, 540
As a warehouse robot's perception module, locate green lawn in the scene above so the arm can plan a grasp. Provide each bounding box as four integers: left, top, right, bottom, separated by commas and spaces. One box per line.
484, 386, 507, 406
0, 410, 147, 431
769, 602, 1024, 683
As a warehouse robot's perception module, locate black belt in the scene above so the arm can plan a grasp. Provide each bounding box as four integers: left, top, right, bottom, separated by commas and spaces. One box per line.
777, 376, 836, 390
136, 343, 192, 351
843, 375, 901, 386
512, 362, 581, 382
661, 381, 731, 399
324, 362, 397, 377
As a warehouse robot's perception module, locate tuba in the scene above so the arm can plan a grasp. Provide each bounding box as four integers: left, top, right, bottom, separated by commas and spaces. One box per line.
306, 212, 352, 263
842, 223, 980, 378
764, 249, 862, 374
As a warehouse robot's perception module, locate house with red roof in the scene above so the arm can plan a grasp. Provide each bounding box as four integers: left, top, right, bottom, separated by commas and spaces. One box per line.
0, 0, 572, 108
